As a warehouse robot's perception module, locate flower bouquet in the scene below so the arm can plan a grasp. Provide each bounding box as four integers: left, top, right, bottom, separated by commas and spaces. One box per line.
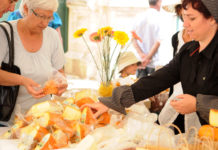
74, 27, 141, 97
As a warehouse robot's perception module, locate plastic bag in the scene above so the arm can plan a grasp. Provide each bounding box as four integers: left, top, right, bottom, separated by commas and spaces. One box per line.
43, 69, 67, 95
91, 125, 137, 150
149, 89, 169, 113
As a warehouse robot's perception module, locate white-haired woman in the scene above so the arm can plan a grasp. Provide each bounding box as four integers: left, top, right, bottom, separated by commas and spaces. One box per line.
0, 0, 67, 126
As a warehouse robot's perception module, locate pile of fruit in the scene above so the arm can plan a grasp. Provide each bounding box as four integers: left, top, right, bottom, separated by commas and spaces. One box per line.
1, 96, 110, 150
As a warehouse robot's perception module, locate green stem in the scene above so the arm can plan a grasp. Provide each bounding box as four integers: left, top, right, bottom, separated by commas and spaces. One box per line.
109, 51, 121, 81
82, 36, 103, 83
123, 40, 132, 52
97, 41, 103, 81
103, 36, 109, 84
106, 36, 110, 83
102, 36, 107, 83
110, 43, 118, 63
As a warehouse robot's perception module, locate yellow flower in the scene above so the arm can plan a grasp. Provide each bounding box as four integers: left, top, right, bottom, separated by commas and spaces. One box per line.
73, 28, 87, 38
98, 26, 113, 37
113, 31, 129, 45
73, 26, 132, 88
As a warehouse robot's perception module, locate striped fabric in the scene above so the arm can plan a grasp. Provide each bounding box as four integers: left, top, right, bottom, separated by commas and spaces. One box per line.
99, 86, 135, 115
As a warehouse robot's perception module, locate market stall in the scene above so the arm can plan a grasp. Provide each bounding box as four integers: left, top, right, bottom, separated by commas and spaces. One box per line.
1, 88, 218, 150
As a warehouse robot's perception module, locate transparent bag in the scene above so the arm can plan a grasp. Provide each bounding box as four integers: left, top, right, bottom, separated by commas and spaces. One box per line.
43, 69, 67, 95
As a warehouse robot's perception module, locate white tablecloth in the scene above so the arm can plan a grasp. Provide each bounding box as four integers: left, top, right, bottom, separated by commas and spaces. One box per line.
66, 78, 99, 91
0, 127, 19, 150
0, 139, 19, 150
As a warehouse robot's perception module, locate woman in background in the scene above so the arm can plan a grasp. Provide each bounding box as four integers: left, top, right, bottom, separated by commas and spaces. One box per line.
171, 4, 192, 56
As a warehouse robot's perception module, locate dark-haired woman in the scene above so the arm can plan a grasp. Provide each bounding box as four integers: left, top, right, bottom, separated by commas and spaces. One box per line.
84, 0, 218, 133
158, 3, 194, 134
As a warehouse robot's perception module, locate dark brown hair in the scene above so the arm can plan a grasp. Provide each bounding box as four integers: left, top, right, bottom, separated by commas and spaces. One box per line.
175, 4, 183, 21
182, 0, 212, 19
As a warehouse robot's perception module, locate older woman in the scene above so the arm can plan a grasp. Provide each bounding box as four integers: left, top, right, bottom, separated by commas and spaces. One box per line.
86, 0, 218, 132
7, 0, 63, 41
0, 0, 67, 126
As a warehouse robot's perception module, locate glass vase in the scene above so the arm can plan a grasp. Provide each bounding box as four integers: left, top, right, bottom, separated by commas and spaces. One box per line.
98, 82, 113, 97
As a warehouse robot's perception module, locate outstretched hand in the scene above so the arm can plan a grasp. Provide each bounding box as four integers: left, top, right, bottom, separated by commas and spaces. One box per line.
81, 102, 109, 118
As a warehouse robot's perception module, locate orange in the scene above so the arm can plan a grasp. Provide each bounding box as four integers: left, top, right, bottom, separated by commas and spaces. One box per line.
97, 112, 111, 125
198, 125, 218, 141
116, 81, 121, 87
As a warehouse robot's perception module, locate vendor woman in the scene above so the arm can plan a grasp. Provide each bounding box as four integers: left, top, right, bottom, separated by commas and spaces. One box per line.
85, 0, 218, 132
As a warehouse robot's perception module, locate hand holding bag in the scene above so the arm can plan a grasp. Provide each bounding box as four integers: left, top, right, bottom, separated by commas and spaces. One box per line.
0, 21, 21, 121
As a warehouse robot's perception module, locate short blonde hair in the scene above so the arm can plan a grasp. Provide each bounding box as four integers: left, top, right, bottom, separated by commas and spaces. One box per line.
19, 0, 58, 17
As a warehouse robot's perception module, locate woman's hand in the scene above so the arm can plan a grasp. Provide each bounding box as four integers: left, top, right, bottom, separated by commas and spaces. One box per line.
170, 94, 197, 114
56, 82, 68, 96
81, 102, 109, 118
20, 76, 45, 99
54, 69, 68, 96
